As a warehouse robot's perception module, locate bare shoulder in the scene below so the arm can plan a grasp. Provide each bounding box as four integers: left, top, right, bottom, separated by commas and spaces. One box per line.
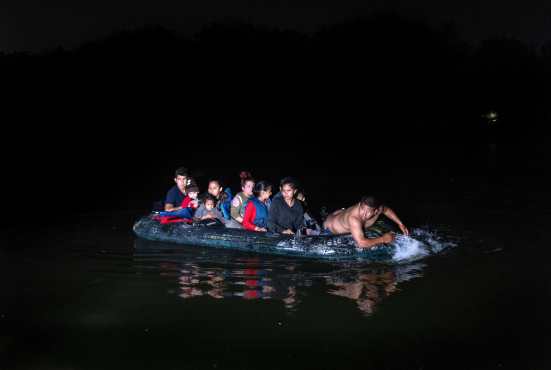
325, 208, 342, 222
348, 212, 362, 225
347, 212, 365, 239
344, 204, 359, 217
331, 208, 345, 217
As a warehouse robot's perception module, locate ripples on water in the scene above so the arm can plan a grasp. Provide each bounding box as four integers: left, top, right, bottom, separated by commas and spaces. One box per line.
6, 216, 538, 370
132, 226, 457, 316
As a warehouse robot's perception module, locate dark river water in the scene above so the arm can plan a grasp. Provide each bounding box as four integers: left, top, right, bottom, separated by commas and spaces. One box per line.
1, 171, 547, 370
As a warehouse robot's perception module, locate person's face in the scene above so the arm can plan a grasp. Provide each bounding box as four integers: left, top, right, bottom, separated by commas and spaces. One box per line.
281, 184, 296, 201
242, 180, 254, 196
188, 192, 198, 200
260, 187, 272, 201
360, 204, 382, 219
175, 175, 187, 191
205, 200, 215, 210
208, 182, 222, 197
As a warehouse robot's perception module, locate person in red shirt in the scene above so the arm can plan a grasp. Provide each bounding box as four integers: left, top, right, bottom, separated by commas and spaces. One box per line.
242, 181, 273, 232
156, 185, 200, 223
180, 185, 200, 211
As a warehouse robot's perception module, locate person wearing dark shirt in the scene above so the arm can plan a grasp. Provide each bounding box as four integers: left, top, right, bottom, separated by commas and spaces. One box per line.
164, 167, 197, 211
157, 185, 200, 222
272, 178, 319, 235
242, 181, 273, 232
268, 177, 304, 235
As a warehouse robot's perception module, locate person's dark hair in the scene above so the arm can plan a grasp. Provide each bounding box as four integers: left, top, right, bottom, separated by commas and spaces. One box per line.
187, 185, 200, 194
360, 196, 383, 209
280, 176, 299, 190
209, 178, 222, 187
203, 194, 217, 205
208, 179, 228, 202
253, 181, 272, 197
175, 167, 189, 178
240, 171, 254, 188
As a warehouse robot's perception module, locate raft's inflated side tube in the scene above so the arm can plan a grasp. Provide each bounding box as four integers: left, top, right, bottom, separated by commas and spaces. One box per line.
133, 215, 397, 261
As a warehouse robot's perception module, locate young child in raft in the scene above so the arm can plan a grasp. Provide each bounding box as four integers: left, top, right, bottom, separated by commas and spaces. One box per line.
157, 185, 200, 220
194, 194, 225, 224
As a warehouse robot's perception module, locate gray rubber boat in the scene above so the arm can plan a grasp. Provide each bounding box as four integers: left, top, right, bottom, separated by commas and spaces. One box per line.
133, 215, 398, 262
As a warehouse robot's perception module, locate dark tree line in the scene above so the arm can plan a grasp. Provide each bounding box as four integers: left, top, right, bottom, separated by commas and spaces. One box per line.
1, 14, 548, 172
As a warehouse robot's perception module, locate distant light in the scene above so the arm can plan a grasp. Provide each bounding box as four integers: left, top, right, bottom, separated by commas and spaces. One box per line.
482, 110, 499, 125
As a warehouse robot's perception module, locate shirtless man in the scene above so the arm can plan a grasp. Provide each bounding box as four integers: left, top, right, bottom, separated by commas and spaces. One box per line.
323, 196, 409, 249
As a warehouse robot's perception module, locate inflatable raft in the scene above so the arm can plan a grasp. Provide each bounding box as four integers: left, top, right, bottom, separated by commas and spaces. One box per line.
133, 214, 401, 262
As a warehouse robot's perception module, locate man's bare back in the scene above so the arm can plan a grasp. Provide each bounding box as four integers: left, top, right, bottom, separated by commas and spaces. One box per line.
323, 205, 381, 234
323, 200, 409, 249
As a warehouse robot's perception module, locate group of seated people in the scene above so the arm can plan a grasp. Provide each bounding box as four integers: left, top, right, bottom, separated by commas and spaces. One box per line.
155, 167, 410, 248
155, 167, 318, 235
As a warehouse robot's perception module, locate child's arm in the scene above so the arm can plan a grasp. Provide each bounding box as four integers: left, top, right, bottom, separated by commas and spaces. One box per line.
181, 196, 191, 209
192, 207, 206, 221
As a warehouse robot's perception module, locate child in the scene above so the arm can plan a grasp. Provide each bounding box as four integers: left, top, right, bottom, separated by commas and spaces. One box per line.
194, 194, 225, 224
180, 185, 200, 211
156, 185, 200, 222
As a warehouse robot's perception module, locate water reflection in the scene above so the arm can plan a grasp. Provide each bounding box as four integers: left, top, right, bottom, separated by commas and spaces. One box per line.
134, 240, 426, 316
325, 263, 425, 315
170, 257, 302, 309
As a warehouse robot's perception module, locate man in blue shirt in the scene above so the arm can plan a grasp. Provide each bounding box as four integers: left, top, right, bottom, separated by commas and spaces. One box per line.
164, 167, 196, 211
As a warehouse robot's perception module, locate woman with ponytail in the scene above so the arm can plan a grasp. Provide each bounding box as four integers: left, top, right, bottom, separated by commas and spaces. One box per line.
227, 171, 255, 228
242, 181, 273, 232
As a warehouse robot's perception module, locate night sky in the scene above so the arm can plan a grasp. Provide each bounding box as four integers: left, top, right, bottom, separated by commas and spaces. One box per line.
1, 0, 547, 52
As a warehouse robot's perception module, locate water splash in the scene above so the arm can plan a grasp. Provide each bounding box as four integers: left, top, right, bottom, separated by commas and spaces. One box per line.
392, 227, 458, 263
392, 234, 430, 262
